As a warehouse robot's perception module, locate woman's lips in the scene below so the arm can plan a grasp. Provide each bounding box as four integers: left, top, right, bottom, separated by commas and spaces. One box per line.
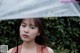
23, 35, 29, 38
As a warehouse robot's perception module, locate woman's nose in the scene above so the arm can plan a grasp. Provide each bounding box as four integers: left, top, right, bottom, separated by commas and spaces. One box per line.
24, 27, 29, 33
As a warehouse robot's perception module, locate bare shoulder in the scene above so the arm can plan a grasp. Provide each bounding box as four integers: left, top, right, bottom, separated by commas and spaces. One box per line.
8, 48, 13, 53
47, 47, 54, 53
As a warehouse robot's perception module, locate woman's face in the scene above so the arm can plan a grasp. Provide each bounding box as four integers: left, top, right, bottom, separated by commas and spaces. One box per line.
19, 19, 40, 42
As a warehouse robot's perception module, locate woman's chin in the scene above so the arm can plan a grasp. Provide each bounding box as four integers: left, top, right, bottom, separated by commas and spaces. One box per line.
21, 38, 30, 42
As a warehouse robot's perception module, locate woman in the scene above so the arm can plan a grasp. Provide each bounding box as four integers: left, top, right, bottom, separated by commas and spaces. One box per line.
8, 18, 54, 53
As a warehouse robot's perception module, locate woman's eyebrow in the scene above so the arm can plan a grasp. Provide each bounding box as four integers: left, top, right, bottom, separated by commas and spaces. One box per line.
29, 24, 36, 26
21, 22, 36, 26
21, 22, 27, 25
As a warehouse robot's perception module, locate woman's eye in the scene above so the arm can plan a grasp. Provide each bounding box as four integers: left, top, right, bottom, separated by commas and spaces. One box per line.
22, 25, 26, 27
30, 26, 36, 29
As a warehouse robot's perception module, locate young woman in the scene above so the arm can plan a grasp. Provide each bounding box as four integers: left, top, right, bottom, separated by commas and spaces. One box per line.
8, 18, 54, 53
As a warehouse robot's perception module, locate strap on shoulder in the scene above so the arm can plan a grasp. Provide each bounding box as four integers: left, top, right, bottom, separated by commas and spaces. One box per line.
41, 46, 49, 53
42, 47, 49, 53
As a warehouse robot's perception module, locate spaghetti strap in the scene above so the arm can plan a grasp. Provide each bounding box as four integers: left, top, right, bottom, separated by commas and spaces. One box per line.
42, 47, 49, 53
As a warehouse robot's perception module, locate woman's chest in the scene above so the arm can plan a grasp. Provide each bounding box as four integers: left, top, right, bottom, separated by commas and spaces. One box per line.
21, 48, 37, 53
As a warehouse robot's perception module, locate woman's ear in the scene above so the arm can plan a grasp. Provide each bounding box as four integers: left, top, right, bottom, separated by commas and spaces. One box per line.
37, 33, 40, 36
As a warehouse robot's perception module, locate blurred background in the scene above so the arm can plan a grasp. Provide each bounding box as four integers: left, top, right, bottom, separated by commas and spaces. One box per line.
0, 17, 80, 53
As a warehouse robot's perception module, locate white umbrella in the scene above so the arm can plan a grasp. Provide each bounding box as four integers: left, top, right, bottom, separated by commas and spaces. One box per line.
0, 0, 80, 20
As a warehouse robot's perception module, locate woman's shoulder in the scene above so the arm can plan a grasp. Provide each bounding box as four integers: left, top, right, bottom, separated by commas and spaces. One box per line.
46, 46, 54, 53
8, 48, 14, 53
8, 44, 22, 53
40, 45, 54, 53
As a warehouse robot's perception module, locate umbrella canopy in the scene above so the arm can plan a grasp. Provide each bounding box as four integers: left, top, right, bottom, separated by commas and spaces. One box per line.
0, 0, 80, 20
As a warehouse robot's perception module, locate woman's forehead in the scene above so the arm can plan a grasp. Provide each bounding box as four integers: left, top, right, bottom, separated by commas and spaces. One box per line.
22, 19, 35, 25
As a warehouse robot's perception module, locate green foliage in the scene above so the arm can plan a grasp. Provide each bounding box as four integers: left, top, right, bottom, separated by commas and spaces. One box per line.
0, 17, 80, 53
44, 17, 80, 53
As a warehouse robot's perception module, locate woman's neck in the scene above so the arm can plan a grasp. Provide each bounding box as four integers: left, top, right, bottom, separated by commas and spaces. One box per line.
22, 41, 38, 49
